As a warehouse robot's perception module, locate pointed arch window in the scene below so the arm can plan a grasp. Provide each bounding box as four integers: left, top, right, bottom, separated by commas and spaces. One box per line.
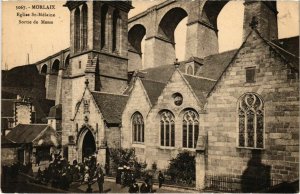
238, 93, 264, 148
186, 65, 194, 75
74, 8, 81, 53
160, 110, 175, 147
81, 3, 88, 51
112, 9, 120, 52
101, 5, 108, 49
182, 110, 199, 148
132, 112, 144, 143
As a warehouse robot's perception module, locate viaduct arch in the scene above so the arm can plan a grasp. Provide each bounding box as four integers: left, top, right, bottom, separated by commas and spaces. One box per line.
127, 0, 230, 70
128, 0, 277, 70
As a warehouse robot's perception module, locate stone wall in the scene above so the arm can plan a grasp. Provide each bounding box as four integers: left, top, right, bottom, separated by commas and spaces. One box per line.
15, 102, 32, 125
46, 74, 58, 100
121, 78, 151, 149
201, 32, 299, 189
106, 126, 121, 148
139, 71, 201, 169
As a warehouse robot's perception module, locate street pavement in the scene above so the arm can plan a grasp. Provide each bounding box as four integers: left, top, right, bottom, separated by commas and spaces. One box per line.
2, 174, 196, 193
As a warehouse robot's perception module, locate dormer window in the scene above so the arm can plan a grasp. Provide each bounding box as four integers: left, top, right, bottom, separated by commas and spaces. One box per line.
246, 67, 255, 83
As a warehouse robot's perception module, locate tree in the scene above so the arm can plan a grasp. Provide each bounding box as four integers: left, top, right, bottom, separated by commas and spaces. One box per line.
109, 148, 147, 178
166, 151, 195, 184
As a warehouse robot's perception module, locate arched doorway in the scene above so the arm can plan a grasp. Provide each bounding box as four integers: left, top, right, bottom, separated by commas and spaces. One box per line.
82, 130, 96, 160
78, 128, 96, 162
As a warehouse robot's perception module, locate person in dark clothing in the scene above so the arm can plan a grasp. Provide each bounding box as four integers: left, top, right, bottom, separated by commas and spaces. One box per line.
128, 182, 139, 193
140, 181, 150, 193
36, 154, 40, 166
158, 171, 164, 188
97, 169, 105, 193
116, 166, 122, 184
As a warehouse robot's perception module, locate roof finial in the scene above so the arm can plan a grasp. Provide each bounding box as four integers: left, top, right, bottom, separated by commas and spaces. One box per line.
249, 16, 258, 29
85, 79, 89, 87
174, 58, 179, 68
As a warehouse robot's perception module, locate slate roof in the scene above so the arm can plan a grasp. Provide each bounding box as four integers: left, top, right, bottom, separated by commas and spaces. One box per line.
183, 74, 216, 104
91, 92, 129, 124
140, 79, 166, 105
139, 64, 178, 83
48, 104, 62, 119
1, 136, 14, 145
6, 124, 49, 144
271, 36, 299, 70
1, 99, 15, 117
196, 49, 238, 80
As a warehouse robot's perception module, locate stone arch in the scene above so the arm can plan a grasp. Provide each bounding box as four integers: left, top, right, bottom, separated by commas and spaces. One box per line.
64, 54, 70, 68
77, 127, 97, 162
200, 0, 230, 31
41, 64, 47, 75
81, 3, 88, 51
158, 7, 188, 42
74, 7, 81, 52
128, 24, 146, 54
52, 59, 60, 74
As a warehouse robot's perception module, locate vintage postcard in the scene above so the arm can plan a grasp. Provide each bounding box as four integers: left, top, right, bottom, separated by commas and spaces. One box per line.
1, 0, 299, 193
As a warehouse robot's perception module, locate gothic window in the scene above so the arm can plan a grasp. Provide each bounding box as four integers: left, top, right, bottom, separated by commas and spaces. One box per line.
238, 93, 264, 148
182, 110, 199, 148
74, 8, 81, 52
101, 5, 108, 49
132, 112, 144, 143
82, 4, 88, 51
187, 65, 193, 75
160, 110, 175, 147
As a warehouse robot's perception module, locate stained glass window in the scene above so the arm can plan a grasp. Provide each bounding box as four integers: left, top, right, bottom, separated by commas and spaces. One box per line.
238, 93, 264, 148
132, 112, 144, 143
182, 110, 199, 148
160, 110, 175, 147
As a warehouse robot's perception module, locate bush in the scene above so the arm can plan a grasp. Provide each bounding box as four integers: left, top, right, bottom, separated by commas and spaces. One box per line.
109, 148, 147, 178
166, 151, 195, 184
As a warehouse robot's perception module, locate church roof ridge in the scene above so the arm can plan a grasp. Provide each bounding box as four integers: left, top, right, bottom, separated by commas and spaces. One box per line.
91, 91, 129, 97
182, 73, 217, 82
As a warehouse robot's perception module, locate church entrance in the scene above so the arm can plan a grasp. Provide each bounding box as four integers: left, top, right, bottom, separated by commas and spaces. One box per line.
82, 130, 96, 161
78, 128, 97, 162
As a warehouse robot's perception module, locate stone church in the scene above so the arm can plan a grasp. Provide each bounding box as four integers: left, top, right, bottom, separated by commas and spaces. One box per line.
4, 0, 298, 191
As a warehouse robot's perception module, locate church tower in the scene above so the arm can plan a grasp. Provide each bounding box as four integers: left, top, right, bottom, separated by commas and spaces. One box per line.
61, 1, 132, 159
64, 1, 132, 93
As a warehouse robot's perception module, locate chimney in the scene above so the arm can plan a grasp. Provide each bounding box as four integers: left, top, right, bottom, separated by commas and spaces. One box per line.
243, 1, 278, 41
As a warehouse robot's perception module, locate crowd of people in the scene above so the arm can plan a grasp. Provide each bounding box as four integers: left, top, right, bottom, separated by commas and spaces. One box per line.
2, 154, 166, 193
35, 154, 105, 192
115, 166, 165, 193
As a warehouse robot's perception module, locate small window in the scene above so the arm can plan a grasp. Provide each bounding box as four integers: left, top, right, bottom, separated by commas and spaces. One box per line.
187, 65, 193, 75
246, 67, 255, 83
79, 61, 81, 69
132, 112, 144, 143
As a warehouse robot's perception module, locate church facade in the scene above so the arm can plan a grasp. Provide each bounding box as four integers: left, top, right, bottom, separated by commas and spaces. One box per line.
17, 0, 299, 191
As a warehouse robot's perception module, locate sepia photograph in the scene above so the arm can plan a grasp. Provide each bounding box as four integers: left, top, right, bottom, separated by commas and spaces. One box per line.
1, 0, 299, 193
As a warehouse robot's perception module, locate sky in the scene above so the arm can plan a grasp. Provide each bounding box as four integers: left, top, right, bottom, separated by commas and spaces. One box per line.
2, 1, 299, 70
